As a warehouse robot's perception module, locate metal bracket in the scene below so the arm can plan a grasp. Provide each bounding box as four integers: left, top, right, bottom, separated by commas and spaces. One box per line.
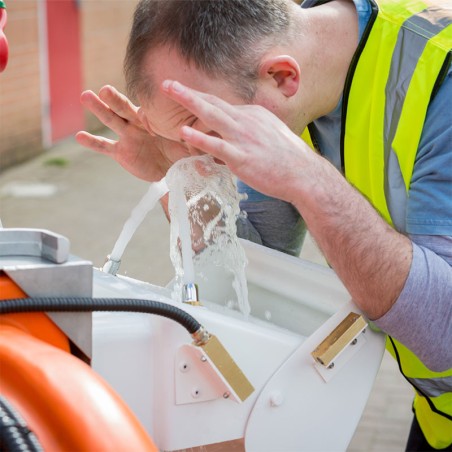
175, 343, 243, 405
0, 228, 69, 264
311, 312, 367, 382
0, 228, 93, 360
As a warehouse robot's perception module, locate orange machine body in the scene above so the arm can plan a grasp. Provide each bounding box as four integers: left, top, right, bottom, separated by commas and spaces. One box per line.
0, 273, 158, 451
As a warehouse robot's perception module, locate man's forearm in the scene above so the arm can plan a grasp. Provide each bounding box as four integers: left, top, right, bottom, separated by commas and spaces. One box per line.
291, 155, 412, 320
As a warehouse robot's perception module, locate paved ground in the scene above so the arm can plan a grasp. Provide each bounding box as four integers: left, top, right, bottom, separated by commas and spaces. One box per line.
0, 134, 415, 451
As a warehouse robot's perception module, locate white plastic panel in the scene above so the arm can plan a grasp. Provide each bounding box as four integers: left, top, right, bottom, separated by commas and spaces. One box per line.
245, 302, 386, 452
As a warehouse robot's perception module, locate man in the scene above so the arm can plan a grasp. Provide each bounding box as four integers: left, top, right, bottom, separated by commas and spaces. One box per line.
76, 0, 452, 449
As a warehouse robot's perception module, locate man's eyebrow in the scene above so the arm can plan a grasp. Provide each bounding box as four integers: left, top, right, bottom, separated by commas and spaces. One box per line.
173, 110, 197, 128
152, 129, 187, 145
146, 108, 198, 143
185, 116, 198, 127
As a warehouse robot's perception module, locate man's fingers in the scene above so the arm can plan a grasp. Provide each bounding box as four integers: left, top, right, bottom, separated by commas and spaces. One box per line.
75, 131, 117, 155
185, 87, 240, 118
180, 126, 240, 167
80, 90, 129, 136
161, 80, 238, 135
98, 85, 142, 127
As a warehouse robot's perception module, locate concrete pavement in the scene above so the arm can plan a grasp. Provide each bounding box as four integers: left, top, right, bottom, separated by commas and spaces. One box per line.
0, 134, 415, 451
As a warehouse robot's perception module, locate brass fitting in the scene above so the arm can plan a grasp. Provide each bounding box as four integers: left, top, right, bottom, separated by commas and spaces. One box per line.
191, 328, 254, 402
191, 326, 210, 346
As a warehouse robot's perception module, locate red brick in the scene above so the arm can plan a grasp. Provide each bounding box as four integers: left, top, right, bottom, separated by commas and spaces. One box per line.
0, 1, 138, 171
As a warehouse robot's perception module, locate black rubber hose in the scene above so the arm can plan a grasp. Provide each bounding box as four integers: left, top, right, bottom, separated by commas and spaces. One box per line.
0, 396, 43, 452
0, 298, 202, 335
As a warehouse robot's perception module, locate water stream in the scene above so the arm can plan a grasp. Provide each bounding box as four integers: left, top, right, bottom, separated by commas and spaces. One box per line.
102, 178, 169, 274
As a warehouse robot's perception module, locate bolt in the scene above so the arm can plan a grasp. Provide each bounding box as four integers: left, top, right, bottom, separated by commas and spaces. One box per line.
328, 362, 335, 369
223, 392, 230, 399
179, 362, 190, 372
200, 355, 207, 362
269, 392, 284, 407
191, 388, 201, 398
351, 338, 358, 346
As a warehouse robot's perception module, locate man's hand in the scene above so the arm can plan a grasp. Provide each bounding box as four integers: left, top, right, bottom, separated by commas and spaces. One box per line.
160, 80, 313, 203
76, 85, 189, 181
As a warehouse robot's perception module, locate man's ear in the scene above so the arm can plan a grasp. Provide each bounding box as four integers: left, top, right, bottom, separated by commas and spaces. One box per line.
259, 55, 300, 98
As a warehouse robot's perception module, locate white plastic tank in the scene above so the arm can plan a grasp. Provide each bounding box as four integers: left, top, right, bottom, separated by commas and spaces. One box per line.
92, 239, 386, 451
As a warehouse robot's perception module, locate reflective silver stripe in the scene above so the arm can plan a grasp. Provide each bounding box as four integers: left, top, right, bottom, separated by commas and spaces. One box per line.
405, 8, 452, 38
408, 375, 452, 398
384, 8, 452, 231
384, 29, 426, 231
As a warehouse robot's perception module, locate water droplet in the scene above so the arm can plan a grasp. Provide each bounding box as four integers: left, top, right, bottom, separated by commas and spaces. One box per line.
226, 300, 236, 309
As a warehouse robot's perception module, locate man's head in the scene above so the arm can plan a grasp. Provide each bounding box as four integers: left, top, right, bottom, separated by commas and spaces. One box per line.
124, 0, 296, 104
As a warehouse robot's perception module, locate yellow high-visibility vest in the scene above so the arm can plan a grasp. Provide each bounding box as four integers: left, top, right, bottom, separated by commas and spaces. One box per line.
304, 0, 452, 448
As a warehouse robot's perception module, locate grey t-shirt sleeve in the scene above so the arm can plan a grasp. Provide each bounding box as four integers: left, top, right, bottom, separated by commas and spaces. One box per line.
373, 234, 452, 372
236, 179, 307, 257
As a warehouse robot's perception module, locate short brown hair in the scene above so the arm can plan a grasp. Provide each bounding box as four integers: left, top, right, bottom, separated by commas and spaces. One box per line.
124, 0, 293, 103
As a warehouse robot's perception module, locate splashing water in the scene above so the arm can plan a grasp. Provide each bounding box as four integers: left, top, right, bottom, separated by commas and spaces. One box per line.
173, 180, 195, 284
102, 178, 169, 274
166, 155, 250, 317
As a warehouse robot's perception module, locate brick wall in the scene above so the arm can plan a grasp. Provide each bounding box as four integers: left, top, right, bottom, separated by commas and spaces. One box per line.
0, 0, 138, 172
81, 1, 138, 131
0, 1, 42, 169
